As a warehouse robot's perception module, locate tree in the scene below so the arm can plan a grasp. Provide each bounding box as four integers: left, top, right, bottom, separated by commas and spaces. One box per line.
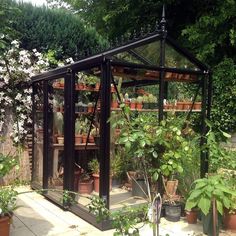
12, 2, 107, 59
0, 0, 20, 54
182, 0, 236, 131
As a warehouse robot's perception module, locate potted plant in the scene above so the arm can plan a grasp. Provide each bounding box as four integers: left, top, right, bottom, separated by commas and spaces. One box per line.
53, 112, 64, 144
87, 102, 94, 113
88, 159, 100, 192
219, 169, 236, 231
148, 94, 158, 109
142, 95, 149, 109
111, 94, 119, 109
130, 98, 136, 110
0, 151, 19, 236
75, 118, 82, 144
185, 174, 236, 235
0, 187, 18, 236
78, 173, 94, 194
136, 96, 143, 110
124, 93, 130, 107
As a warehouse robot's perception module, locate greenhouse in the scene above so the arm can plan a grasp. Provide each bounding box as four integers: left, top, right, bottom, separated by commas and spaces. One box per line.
31, 9, 211, 230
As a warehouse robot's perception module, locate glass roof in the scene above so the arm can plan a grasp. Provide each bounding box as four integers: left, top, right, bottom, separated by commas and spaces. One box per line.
112, 39, 201, 71
165, 43, 198, 70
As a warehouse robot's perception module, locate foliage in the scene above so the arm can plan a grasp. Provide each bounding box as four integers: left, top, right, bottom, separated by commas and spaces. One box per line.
12, 2, 107, 59
0, 40, 49, 144
210, 59, 236, 132
0, 152, 18, 178
205, 120, 236, 172
88, 159, 99, 174
0, 0, 19, 54
58, 0, 200, 40
112, 110, 197, 183
54, 112, 64, 135
185, 174, 236, 216
0, 186, 18, 217
89, 196, 148, 236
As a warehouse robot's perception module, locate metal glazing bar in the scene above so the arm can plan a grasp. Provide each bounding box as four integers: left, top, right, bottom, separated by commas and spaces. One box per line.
100, 60, 111, 208
43, 81, 49, 190
63, 70, 75, 192
200, 73, 208, 177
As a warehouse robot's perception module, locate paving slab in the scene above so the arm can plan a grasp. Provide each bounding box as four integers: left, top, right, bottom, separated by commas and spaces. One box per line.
10, 186, 236, 236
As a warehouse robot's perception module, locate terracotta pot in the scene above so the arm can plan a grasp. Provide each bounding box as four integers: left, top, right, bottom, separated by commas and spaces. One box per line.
186, 209, 198, 224
0, 216, 11, 236
193, 102, 202, 110
82, 135, 87, 143
165, 72, 172, 79
111, 101, 119, 109
57, 136, 64, 144
111, 86, 115, 93
183, 102, 191, 110
176, 101, 184, 110
75, 135, 82, 144
224, 209, 236, 231
130, 102, 136, 110
93, 173, 100, 193
88, 135, 94, 143
88, 106, 94, 113
78, 83, 84, 90
78, 179, 94, 194
92, 174, 112, 193
136, 103, 143, 110
165, 179, 178, 196
95, 83, 100, 91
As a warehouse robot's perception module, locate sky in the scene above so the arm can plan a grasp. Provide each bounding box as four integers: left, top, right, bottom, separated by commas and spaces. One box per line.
22, 0, 48, 6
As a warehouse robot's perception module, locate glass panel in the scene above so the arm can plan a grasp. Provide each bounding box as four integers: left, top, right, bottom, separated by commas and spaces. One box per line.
132, 41, 160, 65
165, 43, 199, 70
47, 78, 65, 202
73, 69, 101, 211
110, 82, 152, 211
113, 51, 145, 64
32, 82, 44, 187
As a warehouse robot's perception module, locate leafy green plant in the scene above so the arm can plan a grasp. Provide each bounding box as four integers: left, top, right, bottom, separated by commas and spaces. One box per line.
53, 112, 64, 135
89, 196, 148, 236
88, 159, 99, 174
185, 174, 236, 215
205, 120, 236, 172
0, 152, 18, 178
0, 186, 18, 217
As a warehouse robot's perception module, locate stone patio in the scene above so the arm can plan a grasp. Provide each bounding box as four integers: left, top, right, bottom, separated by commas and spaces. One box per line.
10, 186, 235, 236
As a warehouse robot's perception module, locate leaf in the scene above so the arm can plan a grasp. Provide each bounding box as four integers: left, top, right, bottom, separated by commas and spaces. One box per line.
152, 151, 158, 158
140, 140, 145, 147
185, 200, 197, 211
195, 182, 207, 189
119, 136, 128, 143
125, 141, 131, 149
152, 172, 159, 181
222, 197, 231, 209
188, 189, 203, 200
216, 200, 223, 215
221, 130, 231, 138
198, 197, 211, 215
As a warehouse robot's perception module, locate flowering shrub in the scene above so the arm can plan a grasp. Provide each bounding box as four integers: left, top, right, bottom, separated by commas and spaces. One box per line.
0, 40, 49, 144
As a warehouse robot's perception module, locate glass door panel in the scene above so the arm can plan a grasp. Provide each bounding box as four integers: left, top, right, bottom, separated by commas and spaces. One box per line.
32, 82, 44, 188
47, 78, 65, 202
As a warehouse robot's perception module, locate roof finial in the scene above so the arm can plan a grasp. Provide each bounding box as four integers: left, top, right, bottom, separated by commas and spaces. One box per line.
160, 4, 166, 31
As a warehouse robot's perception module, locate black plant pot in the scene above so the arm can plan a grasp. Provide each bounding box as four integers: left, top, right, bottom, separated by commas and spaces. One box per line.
131, 179, 148, 198
94, 136, 100, 146
143, 103, 149, 109
149, 103, 158, 109
165, 203, 181, 222
201, 210, 222, 236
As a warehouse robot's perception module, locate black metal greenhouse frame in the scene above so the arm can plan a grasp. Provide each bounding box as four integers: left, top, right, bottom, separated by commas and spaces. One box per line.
30, 7, 211, 230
